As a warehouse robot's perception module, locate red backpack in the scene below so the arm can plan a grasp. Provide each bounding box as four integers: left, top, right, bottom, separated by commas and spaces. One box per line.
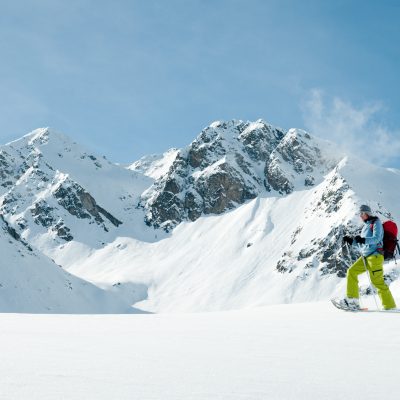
381, 220, 400, 260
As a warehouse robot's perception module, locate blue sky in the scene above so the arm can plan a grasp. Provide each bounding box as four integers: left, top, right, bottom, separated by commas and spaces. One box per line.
0, 0, 399, 166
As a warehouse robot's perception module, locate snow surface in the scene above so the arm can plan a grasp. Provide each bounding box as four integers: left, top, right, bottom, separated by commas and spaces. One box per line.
0, 218, 138, 313
1, 301, 399, 400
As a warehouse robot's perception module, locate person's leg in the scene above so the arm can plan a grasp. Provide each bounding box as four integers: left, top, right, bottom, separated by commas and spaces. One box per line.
366, 254, 396, 310
347, 257, 367, 299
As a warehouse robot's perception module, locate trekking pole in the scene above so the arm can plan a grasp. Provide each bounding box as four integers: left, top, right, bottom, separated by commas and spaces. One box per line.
358, 247, 380, 311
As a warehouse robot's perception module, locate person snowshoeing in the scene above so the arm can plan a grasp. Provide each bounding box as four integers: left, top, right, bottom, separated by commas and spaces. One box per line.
339, 204, 397, 311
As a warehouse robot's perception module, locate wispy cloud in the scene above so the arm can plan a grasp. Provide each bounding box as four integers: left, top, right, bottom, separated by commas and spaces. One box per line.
301, 89, 400, 166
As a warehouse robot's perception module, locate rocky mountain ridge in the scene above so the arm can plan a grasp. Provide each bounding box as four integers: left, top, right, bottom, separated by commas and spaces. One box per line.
135, 119, 341, 231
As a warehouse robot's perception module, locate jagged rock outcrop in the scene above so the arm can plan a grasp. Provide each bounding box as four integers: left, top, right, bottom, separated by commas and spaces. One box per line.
54, 181, 122, 230
139, 120, 339, 231
139, 120, 278, 230
0, 213, 33, 251
264, 129, 337, 194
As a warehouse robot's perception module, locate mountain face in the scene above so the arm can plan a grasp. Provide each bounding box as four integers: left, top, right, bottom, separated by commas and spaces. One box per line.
0, 128, 156, 248
1, 122, 400, 313
136, 120, 341, 231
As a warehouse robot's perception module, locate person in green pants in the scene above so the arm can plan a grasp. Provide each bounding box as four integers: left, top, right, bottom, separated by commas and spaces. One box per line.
340, 204, 397, 310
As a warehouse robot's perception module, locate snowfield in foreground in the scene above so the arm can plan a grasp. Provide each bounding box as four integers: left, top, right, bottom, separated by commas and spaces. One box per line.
1, 301, 399, 400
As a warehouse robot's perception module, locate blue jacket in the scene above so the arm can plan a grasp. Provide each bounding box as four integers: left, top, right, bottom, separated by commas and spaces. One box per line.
354, 217, 384, 257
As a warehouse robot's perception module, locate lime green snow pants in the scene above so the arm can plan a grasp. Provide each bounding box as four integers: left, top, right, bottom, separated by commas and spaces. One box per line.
347, 254, 396, 310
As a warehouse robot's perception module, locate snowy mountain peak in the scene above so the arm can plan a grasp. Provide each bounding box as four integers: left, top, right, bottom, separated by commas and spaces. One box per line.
128, 148, 180, 180
24, 127, 58, 145
0, 124, 154, 257
264, 127, 343, 194
138, 119, 344, 230
198, 118, 284, 147
7, 127, 75, 150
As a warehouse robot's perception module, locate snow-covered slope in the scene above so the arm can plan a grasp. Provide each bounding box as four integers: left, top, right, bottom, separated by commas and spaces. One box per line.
0, 213, 138, 313
128, 148, 180, 180
1, 121, 400, 313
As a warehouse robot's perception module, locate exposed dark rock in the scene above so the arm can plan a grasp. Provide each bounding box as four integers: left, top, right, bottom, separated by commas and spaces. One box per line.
196, 164, 257, 214
0, 214, 32, 251
291, 226, 302, 245
143, 180, 184, 229
31, 201, 56, 228
239, 123, 285, 162
304, 175, 315, 187
276, 252, 297, 273
54, 185, 92, 220
184, 190, 203, 221
6, 223, 20, 241
53, 222, 73, 242
54, 183, 122, 228
264, 162, 294, 194
311, 174, 350, 215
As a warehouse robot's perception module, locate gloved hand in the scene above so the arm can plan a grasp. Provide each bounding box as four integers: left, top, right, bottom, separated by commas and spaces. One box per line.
343, 236, 353, 245
354, 235, 366, 244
